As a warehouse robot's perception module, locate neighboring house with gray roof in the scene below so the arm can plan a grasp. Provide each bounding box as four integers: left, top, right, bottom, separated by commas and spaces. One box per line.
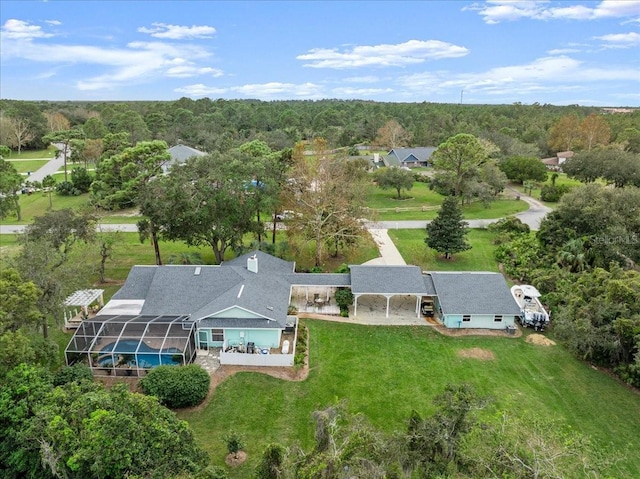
383, 147, 436, 168
162, 144, 207, 174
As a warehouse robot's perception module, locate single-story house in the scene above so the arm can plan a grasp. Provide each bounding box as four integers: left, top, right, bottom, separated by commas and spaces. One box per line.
383, 147, 436, 168
162, 144, 207, 174
66, 251, 522, 372
429, 272, 521, 329
541, 151, 574, 171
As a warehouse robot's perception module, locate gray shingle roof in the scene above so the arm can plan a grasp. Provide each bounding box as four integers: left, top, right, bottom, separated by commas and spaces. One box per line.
163, 144, 207, 173
349, 265, 430, 295
199, 317, 285, 329
112, 266, 156, 300
287, 273, 351, 286
388, 147, 436, 163
430, 272, 521, 315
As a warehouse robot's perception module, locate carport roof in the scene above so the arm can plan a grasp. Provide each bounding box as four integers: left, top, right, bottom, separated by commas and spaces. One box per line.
349, 265, 429, 295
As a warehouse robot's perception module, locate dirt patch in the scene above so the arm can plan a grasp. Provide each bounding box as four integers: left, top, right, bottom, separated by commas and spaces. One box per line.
225, 451, 247, 467
457, 347, 495, 360
526, 333, 556, 346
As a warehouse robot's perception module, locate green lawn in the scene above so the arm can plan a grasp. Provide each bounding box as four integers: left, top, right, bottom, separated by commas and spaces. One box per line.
508, 174, 585, 205
4, 147, 58, 159
178, 321, 640, 478
365, 181, 443, 210
388, 228, 499, 272
365, 182, 528, 220
0, 192, 92, 224
7, 159, 50, 174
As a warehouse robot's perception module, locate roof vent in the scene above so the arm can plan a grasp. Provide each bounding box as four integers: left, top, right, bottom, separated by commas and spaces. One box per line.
194, 267, 201, 276
247, 254, 258, 274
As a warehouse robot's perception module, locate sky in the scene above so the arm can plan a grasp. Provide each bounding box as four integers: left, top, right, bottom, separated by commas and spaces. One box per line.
1, 1, 639, 106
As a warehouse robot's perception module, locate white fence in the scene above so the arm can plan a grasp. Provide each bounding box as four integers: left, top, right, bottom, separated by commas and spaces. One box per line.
219, 351, 294, 367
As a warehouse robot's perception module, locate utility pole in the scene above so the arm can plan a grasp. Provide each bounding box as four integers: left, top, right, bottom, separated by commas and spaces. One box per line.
460, 90, 464, 104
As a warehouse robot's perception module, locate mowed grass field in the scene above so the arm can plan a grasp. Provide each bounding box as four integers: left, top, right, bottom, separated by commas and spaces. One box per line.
364, 181, 528, 221
389, 228, 500, 272
178, 321, 640, 478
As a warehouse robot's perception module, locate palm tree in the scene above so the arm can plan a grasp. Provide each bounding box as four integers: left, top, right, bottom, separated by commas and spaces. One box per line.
556, 238, 588, 273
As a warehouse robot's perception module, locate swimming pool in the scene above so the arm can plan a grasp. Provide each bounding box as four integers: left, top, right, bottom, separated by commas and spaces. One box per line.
98, 339, 182, 368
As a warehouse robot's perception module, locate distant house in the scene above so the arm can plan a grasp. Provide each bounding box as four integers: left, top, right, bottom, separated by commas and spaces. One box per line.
162, 144, 207, 174
383, 147, 436, 168
541, 150, 574, 171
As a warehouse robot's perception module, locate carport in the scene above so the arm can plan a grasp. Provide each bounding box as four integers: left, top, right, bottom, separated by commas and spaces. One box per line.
349, 265, 435, 318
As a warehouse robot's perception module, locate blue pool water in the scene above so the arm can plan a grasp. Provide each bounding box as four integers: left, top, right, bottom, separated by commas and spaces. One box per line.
98, 339, 182, 368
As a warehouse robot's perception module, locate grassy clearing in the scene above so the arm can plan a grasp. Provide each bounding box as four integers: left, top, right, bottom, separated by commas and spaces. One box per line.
388, 228, 499, 272
8, 159, 49, 174
0, 192, 92, 224
4, 147, 58, 159
508, 174, 585, 205
178, 321, 640, 478
365, 182, 528, 220
364, 181, 443, 210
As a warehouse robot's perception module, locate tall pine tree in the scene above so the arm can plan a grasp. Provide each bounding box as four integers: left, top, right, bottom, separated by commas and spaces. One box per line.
425, 196, 471, 259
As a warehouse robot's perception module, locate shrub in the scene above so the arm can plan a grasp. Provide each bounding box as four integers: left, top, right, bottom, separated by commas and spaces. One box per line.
70, 167, 93, 193
53, 363, 93, 386
334, 287, 354, 315
140, 364, 210, 408
224, 430, 245, 458
540, 184, 570, 202
55, 180, 81, 196
256, 443, 286, 479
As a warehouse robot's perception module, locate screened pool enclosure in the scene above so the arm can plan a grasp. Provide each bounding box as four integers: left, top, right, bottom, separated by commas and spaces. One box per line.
65, 314, 197, 377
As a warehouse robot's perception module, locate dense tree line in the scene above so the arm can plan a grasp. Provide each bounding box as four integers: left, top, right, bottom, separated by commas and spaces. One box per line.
2, 99, 638, 158
494, 184, 640, 386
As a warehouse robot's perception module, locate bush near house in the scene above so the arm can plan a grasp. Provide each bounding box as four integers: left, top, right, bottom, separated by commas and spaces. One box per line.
140, 364, 210, 408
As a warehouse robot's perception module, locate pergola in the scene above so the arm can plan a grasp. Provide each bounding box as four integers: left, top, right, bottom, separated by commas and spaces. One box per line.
349, 265, 434, 318
63, 289, 104, 326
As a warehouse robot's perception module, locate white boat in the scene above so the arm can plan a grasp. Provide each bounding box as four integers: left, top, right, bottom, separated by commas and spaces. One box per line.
510, 285, 550, 331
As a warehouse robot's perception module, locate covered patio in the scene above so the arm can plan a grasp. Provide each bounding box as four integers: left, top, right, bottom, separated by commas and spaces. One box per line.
349, 265, 435, 318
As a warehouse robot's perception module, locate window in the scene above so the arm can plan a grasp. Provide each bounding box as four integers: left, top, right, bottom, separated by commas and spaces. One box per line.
494, 315, 503, 322
211, 329, 223, 342
462, 315, 471, 322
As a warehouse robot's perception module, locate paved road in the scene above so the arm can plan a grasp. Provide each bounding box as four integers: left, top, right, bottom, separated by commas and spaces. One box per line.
23, 143, 68, 183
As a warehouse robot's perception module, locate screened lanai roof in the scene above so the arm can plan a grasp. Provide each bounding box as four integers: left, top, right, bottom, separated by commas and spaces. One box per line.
65, 314, 196, 369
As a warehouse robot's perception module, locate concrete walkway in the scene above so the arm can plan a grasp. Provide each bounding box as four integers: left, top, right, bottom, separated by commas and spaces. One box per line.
364, 228, 406, 265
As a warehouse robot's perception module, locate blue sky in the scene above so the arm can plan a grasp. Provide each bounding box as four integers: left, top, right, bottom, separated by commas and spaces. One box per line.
1, 1, 639, 106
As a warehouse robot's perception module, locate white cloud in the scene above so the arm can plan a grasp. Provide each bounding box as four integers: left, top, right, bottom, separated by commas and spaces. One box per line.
45, 20, 62, 26
343, 75, 381, 83
175, 84, 227, 96
297, 39, 468, 69
331, 87, 394, 96
547, 48, 581, 54
165, 66, 223, 78
2, 25, 218, 91
398, 55, 639, 97
176, 82, 325, 99
0, 19, 54, 39
469, 0, 640, 23
138, 23, 216, 39
232, 82, 323, 97
594, 31, 640, 47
